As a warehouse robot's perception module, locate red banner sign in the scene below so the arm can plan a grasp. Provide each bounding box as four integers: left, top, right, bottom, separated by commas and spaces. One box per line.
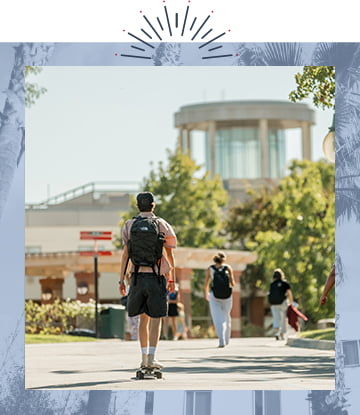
80, 231, 112, 240
79, 251, 113, 256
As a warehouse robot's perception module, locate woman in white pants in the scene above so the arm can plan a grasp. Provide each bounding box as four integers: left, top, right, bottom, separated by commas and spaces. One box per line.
205, 252, 235, 348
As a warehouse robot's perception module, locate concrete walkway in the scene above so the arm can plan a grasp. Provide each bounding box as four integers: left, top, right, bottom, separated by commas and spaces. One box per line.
25, 337, 334, 391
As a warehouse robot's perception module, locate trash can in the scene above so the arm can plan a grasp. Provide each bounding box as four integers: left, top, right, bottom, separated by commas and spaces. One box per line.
98, 304, 126, 339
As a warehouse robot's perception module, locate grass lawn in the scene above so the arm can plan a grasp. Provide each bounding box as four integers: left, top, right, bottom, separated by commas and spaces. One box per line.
25, 334, 99, 344
298, 328, 335, 341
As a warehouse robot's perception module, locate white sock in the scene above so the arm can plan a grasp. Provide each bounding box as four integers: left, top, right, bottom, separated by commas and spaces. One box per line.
141, 347, 148, 355
148, 346, 156, 355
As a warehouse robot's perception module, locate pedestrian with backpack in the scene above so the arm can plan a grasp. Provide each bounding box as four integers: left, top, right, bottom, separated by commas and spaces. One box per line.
204, 252, 235, 348
268, 268, 294, 340
119, 192, 177, 370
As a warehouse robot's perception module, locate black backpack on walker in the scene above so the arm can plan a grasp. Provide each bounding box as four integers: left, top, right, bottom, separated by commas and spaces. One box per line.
127, 216, 165, 275
211, 265, 232, 299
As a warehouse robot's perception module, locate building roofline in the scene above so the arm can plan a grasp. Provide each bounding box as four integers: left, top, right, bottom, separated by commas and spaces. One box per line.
178, 100, 310, 110
26, 181, 140, 210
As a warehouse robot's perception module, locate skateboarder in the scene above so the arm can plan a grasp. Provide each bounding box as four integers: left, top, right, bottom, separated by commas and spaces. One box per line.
119, 192, 177, 372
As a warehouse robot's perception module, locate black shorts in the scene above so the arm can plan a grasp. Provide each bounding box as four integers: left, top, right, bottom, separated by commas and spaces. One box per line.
167, 303, 179, 317
127, 273, 168, 318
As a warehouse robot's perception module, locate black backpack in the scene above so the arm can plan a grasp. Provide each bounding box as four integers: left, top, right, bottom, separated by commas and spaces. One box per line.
127, 216, 165, 275
211, 265, 232, 299
268, 280, 286, 305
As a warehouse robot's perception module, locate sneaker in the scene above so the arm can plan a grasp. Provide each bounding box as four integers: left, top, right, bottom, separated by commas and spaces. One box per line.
147, 354, 164, 369
140, 353, 148, 368
279, 333, 285, 340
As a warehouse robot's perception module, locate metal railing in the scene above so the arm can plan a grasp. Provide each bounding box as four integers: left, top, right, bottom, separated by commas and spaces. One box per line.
26, 181, 140, 209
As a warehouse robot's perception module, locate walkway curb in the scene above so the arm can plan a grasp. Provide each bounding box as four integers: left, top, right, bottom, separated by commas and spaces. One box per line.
287, 336, 335, 350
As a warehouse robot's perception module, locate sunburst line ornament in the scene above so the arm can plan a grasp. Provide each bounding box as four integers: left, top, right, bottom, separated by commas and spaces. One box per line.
118, 2, 236, 61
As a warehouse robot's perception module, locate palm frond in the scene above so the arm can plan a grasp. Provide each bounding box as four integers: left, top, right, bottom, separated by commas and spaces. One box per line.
335, 252, 345, 286
311, 42, 337, 65
152, 43, 182, 66
336, 189, 360, 222
262, 43, 304, 66
233, 43, 267, 66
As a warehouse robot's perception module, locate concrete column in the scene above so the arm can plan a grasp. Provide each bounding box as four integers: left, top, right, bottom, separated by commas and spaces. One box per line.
39, 277, 64, 304
175, 267, 192, 330
259, 118, 268, 178
301, 121, 312, 160
186, 129, 191, 156
74, 271, 100, 303
177, 127, 183, 152
208, 121, 216, 177
230, 270, 242, 337
249, 296, 264, 328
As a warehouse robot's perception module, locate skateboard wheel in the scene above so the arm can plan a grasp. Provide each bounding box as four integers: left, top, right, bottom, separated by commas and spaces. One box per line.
136, 370, 144, 379
155, 371, 162, 379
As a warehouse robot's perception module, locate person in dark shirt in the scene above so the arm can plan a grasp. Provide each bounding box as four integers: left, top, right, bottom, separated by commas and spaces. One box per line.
268, 268, 293, 340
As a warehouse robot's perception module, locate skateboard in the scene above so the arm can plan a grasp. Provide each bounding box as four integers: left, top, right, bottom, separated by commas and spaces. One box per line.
136, 367, 163, 379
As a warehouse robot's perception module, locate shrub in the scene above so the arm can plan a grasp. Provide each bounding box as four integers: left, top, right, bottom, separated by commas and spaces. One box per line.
25, 299, 96, 335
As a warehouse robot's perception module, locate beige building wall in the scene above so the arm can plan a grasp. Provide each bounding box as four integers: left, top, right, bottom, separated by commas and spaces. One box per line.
26, 225, 119, 253
25, 187, 125, 302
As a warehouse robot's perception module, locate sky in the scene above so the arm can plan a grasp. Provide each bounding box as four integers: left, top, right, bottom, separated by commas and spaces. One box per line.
25, 65, 333, 204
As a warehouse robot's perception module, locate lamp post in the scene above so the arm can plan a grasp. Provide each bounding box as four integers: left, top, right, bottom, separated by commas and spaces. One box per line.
322, 114, 335, 163
79, 231, 112, 338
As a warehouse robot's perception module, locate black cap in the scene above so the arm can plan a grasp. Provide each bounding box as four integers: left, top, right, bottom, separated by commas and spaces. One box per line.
136, 192, 155, 207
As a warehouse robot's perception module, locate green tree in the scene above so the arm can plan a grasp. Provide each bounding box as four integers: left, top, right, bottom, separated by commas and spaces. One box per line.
225, 186, 283, 297
117, 148, 228, 248
289, 66, 335, 110
227, 160, 335, 322
254, 160, 334, 321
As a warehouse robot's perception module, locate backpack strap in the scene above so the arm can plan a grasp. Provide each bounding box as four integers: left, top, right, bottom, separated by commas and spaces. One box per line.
153, 216, 161, 276
124, 256, 130, 277
150, 261, 161, 276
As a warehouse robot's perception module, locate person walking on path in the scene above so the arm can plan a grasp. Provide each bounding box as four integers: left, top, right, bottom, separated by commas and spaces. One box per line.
119, 192, 177, 369
174, 302, 189, 340
287, 300, 308, 333
205, 252, 235, 348
320, 263, 335, 306
121, 278, 140, 341
162, 282, 180, 340
268, 268, 294, 340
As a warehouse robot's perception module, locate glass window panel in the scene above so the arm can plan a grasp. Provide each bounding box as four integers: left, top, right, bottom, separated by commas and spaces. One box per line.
213, 127, 260, 179
268, 129, 286, 179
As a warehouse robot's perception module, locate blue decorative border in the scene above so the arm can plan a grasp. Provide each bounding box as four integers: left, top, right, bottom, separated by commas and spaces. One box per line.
0, 42, 359, 414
